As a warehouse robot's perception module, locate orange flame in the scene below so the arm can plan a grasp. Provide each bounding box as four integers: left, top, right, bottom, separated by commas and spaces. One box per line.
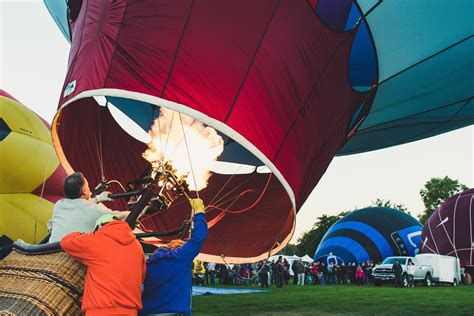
143, 108, 224, 191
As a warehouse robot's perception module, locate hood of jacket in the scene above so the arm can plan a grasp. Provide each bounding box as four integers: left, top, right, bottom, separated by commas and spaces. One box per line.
99, 221, 136, 246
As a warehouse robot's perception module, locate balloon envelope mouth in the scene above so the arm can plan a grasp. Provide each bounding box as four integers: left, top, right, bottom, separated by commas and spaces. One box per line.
52, 90, 296, 263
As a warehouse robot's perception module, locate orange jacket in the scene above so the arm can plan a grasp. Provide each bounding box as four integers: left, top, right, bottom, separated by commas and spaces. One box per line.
61, 221, 146, 315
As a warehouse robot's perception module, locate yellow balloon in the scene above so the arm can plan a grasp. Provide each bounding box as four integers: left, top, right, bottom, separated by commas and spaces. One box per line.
0, 91, 66, 244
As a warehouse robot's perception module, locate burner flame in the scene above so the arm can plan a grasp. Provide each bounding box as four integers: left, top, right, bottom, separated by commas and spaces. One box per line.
143, 108, 224, 191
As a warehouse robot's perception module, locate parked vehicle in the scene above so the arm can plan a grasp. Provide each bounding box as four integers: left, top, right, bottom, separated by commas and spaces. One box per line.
372, 256, 434, 287
415, 253, 461, 286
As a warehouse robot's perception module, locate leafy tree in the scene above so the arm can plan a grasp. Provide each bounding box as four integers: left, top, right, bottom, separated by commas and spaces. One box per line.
371, 198, 408, 212
279, 211, 349, 257
418, 176, 468, 224
278, 243, 299, 256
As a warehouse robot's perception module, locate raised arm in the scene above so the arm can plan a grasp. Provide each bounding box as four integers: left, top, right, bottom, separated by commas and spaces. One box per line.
174, 199, 208, 261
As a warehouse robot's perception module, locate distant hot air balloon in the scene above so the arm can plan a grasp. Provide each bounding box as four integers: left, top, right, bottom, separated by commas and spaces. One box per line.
42, 0, 473, 263
420, 188, 474, 275
0, 90, 67, 244
314, 207, 423, 264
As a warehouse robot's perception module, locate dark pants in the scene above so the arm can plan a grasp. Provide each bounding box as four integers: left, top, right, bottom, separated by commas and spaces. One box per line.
394, 273, 403, 287
260, 273, 269, 288
407, 274, 414, 287
357, 277, 364, 286
276, 273, 284, 288
342, 275, 347, 285
209, 272, 216, 285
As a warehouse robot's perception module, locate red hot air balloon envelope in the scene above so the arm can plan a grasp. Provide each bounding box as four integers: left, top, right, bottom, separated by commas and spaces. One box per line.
420, 188, 474, 275
43, 0, 473, 263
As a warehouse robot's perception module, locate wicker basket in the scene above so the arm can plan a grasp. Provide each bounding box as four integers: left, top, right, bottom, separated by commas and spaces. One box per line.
0, 250, 86, 315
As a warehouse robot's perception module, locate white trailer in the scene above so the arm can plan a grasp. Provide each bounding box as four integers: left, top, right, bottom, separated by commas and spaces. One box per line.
415, 253, 461, 285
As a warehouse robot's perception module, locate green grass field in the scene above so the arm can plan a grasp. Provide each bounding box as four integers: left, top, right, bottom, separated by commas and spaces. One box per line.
193, 284, 474, 315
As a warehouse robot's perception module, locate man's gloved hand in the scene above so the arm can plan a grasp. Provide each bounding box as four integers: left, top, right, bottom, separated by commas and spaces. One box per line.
91, 191, 113, 203
189, 198, 204, 214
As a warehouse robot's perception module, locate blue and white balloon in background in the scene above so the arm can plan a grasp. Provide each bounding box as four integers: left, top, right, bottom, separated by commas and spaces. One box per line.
314, 207, 423, 265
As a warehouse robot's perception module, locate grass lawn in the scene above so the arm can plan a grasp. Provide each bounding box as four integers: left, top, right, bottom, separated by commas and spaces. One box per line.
193, 283, 474, 315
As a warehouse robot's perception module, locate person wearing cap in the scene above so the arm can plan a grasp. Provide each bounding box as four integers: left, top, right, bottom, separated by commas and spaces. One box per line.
61, 214, 146, 315
48, 172, 129, 243
141, 198, 208, 316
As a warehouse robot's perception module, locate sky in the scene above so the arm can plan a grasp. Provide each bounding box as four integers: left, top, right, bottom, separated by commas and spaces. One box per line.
1, 1, 473, 246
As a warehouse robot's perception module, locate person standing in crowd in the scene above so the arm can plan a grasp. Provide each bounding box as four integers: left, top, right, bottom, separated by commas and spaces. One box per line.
392, 260, 403, 288
259, 262, 270, 288
61, 214, 146, 315
407, 259, 415, 288
49, 172, 129, 243
232, 265, 241, 285
241, 265, 250, 285
203, 262, 209, 285
319, 262, 327, 285
367, 261, 374, 284
283, 259, 290, 284
350, 262, 357, 284
291, 259, 298, 285
193, 259, 206, 285
296, 259, 305, 286
329, 262, 338, 285
340, 263, 348, 284
219, 264, 228, 285
207, 261, 217, 285
271, 260, 277, 285
361, 262, 368, 285
355, 265, 365, 286
276, 256, 285, 288
142, 198, 207, 316
311, 262, 319, 285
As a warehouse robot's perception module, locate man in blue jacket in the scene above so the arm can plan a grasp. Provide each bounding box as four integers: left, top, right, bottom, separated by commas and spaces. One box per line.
142, 198, 208, 315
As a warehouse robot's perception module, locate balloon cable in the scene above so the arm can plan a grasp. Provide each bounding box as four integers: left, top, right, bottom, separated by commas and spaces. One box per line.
33, 150, 52, 244
99, 102, 105, 179
157, 114, 164, 156
163, 110, 175, 158
178, 112, 199, 199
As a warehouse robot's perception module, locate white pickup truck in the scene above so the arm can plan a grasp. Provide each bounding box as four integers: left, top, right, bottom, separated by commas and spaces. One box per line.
372, 256, 434, 287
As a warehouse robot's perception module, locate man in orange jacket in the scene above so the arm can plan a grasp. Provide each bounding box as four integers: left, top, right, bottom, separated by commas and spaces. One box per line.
61, 214, 146, 315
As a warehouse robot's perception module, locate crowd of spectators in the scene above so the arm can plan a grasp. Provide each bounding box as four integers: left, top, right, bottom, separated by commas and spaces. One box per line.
191, 256, 378, 287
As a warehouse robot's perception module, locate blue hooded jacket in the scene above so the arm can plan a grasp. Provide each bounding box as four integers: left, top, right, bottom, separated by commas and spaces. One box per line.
142, 213, 207, 315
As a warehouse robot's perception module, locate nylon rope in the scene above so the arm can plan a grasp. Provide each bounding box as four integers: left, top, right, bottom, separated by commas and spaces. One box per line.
94, 103, 105, 180
206, 163, 247, 210
178, 112, 199, 199
169, 118, 196, 157
33, 150, 53, 244
157, 113, 164, 157
163, 110, 175, 159
206, 178, 248, 214
99, 103, 105, 179
208, 173, 272, 215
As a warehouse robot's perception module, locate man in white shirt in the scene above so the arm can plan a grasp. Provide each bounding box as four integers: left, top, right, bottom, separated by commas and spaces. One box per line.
48, 172, 129, 243
207, 262, 217, 285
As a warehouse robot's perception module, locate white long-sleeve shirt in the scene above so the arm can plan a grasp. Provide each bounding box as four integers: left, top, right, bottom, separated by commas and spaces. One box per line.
48, 198, 129, 243
407, 264, 416, 276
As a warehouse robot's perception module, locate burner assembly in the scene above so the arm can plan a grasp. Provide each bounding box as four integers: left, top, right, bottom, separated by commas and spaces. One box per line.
92, 161, 192, 238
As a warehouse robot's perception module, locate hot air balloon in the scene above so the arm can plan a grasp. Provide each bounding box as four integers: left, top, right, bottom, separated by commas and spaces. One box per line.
0, 90, 67, 244
314, 207, 423, 265
420, 188, 474, 275
42, 0, 473, 263
336, 0, 474, 154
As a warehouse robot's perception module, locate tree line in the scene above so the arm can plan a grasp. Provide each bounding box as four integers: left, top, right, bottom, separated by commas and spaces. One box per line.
280, 176, 468, 257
